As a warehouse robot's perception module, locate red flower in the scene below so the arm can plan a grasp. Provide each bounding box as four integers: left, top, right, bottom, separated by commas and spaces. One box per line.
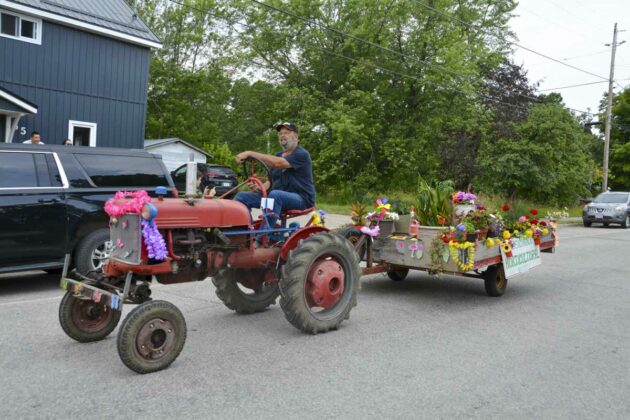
530, 209, 538, 215
501, 204, 510, 212
524, 215, 530, 220
531, 219, 539, 225
540, 221, 547, 227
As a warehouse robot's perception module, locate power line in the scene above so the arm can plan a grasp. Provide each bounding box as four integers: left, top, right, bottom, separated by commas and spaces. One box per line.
410, 0, 610, 82
538, 81, 609, 91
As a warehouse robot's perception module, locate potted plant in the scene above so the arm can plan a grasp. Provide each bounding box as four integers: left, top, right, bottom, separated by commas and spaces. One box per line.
414, 177, 455, 226
366, 198, 399, 237
452, 191, 477, 217
391, 199, 413, 232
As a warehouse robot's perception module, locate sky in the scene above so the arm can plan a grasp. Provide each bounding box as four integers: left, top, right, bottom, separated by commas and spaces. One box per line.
510, 0, 630, 117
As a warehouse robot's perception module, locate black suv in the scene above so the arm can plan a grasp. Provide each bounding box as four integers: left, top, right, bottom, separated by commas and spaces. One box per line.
171, 163, 238, 197
0, 144, 175, 275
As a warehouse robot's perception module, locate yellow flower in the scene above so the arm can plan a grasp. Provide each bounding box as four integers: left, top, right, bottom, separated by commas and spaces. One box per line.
513, 229, 519, 236
525, 229, 533, 238
485, 238, 495, 247
502, 230, 511, 239
542, 228, 549, 235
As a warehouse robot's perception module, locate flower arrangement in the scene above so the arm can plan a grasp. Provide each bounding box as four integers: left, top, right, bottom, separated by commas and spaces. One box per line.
452, 191, 477, 205
366, 198, 399, 222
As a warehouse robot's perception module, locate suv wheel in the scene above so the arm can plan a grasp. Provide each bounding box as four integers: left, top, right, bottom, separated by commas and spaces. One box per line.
583, 220, 592, 227
622, 215, 630, 229
75, 229, 113, 275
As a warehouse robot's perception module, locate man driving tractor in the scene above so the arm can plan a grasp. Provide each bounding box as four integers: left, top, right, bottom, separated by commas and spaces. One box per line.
234, 122, 316, 226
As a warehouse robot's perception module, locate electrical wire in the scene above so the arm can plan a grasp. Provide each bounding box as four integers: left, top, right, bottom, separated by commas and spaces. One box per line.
409, 0, 610, 81
538, 81, 609, 91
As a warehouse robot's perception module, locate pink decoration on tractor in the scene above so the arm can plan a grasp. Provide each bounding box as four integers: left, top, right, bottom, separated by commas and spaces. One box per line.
104, 190, 151, 217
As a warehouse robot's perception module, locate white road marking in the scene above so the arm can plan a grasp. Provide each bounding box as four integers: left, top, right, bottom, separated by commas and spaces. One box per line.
0, 295, 61, 307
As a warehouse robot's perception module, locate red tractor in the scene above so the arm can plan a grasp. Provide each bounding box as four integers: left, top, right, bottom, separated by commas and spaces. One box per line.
59, 159, 360, 374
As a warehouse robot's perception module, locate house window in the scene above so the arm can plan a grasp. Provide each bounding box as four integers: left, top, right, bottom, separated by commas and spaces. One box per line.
0, 10, 41, 45
68, 120, 97, 147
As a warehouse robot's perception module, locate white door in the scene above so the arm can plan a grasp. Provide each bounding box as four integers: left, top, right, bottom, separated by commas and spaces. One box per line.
68, 120, 97, 147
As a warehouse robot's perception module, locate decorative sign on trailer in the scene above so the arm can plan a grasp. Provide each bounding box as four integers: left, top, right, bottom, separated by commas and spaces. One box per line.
500, 237, 542, 279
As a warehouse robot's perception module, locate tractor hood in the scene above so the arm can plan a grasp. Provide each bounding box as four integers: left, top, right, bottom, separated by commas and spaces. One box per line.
152, 198, 251, 228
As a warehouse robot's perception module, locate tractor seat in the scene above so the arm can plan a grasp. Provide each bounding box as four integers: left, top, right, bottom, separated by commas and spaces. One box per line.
282, 207, 315, 219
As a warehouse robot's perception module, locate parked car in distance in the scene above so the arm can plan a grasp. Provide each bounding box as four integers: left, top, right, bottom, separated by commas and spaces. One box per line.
582, 191, 630, 228
171, 163, 238, 197
0, 143, 175, 276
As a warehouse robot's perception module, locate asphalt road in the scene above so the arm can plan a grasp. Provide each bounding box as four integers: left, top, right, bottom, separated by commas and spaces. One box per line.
0, 223, 628, 419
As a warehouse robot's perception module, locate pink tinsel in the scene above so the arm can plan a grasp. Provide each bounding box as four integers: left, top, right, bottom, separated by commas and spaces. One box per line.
104, 190, 151, 217
360, 225, 380, 237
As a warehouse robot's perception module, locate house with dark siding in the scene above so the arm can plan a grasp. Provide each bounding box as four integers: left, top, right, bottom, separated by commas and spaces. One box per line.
0, 0, 161, 147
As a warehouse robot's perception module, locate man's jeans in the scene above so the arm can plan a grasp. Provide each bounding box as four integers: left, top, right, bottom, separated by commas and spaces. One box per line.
234, 190, 310, 226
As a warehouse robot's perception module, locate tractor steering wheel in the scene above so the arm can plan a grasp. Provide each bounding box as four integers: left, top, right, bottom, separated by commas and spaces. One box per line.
241, 157, 272, 194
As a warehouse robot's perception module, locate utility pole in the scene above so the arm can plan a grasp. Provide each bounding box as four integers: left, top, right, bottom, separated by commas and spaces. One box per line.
602, 23, 618, 192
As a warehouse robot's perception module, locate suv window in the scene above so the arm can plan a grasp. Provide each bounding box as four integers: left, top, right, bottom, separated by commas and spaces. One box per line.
593, 193, 629, 203
75, 154, 169, 187
0, 152, 46, 188
199, 165, 236, 177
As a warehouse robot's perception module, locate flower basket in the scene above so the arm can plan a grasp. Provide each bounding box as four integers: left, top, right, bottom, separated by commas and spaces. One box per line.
476, 228, 488, 241
455, 204, 475, 217
378, 220, 395, 237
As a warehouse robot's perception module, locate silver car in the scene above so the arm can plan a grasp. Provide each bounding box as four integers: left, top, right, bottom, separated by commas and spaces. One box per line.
582, 191, 630, 228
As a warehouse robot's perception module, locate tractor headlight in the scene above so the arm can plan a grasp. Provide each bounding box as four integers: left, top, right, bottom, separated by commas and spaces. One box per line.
141, 203, 158, 221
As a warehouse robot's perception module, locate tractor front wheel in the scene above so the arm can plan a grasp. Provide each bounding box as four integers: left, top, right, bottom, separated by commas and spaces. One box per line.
59, 287, 121, 343
117, 300, 186, 374
280, 232, 360, 334
212, 268, 279, 314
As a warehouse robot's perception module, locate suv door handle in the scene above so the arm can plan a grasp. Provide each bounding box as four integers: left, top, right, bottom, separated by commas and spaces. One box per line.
38, 198, 61, 204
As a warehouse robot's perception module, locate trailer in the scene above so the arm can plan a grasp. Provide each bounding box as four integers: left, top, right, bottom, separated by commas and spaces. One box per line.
338, 223, 557, 296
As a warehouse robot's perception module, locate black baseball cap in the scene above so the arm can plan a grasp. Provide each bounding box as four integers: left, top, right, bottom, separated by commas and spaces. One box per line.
274, 122, 298, 133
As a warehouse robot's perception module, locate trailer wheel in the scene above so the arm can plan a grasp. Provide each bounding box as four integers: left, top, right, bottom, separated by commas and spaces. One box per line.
280, 232, 360, 334
117, 300, 186, 374
387, 268, 409, 281
212, 268, 279, 314
335, 226, 366, 261
59, 287, 121, 342
483, 264, 507, 297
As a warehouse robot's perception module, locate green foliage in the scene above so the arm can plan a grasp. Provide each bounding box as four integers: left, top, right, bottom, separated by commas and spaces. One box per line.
608, 88, 630, 189
415, 177, 455, 226
134, 0, 599, 204
476, 102, 595, 205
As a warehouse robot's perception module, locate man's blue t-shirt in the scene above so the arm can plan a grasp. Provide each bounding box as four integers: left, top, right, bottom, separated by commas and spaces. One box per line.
271, 146, 316, 206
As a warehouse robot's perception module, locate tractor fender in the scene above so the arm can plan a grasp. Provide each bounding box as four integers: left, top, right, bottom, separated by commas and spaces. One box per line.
280, 226, 329, 261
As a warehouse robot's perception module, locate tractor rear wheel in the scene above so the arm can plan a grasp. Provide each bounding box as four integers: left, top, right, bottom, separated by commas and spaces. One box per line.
117, 300, 186, 374
279, 232, 360, 334
212, 268, 279, 314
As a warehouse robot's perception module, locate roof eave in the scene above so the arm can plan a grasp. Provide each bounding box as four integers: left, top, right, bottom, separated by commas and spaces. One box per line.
0, 0, 163, 49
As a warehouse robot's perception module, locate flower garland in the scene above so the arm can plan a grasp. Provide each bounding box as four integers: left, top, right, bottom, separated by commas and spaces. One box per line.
141, 218, 168, 260
449, 240, 475, 271
104, 190, 151, 217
